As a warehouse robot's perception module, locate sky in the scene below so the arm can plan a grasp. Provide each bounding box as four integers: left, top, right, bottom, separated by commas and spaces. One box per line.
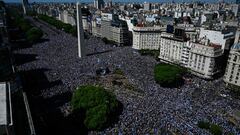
3, 0, 237, 3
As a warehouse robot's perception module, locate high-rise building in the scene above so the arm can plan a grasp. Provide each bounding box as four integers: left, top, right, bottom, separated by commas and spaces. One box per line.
236, 0, 240, 4
159, 30, 224, 79
94, 0, 105, 9
144, 3, 151, 11
97, 13, 129, 46
224, 43, 240, 87
77, 2, 85, 58
132, 27, 164, 50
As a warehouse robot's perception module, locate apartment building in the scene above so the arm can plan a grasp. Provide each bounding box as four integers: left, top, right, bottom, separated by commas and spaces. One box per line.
132, 27, 164, 50
224, 43, 240, 87
199, 28, 235, 50
159, 31, 189, 65
94, 13, 129, 46
188, 40, 223, 79
159, 29, 224, 79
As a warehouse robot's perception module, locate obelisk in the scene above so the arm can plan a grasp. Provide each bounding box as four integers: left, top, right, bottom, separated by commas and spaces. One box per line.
77, 2, 85, 58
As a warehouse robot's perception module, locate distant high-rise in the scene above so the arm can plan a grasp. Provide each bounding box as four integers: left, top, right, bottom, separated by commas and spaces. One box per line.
237, 0, 240, 4
76, 2, 85, 58
94, 0, 104, 9
22, 0, 29, 14
143, 3, 151, 11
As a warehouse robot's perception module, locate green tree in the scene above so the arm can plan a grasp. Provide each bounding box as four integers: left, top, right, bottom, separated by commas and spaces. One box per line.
71, 85, 120, 130
210, 124, 222, 135
26, 27, 43, 43
154, 64, 185, 87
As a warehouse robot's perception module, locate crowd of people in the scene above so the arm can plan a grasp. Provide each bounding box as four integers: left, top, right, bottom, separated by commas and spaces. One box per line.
14, 18, 240, 135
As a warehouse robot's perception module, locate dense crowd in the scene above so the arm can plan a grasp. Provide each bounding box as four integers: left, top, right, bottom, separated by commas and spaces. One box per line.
15, 18, 240, 135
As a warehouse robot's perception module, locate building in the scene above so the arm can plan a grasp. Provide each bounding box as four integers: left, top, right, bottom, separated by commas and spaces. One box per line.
232, 4, 239, 17
132, 27, 164, 50
0, 82, 13, 135
159, 30, 189, 65
94, 0, 104, 9
58, 10, 76, 26
144, 3, 151, 11
236, 0, 240, 4
98, 13, 129, 46
188, 40, 223, 79
100, 13, 113, 40
224, 43, 240, 87
111, 19, 129, 46
199, 28, 235, 50
159, 29, 224, 79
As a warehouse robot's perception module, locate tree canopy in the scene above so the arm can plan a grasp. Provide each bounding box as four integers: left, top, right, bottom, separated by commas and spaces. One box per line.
71, 85, 120, 130
154, 64, 185, 87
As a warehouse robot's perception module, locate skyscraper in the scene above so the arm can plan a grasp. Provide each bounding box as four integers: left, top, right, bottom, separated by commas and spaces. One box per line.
94, 0, 104, 9
76, 2, 85, 58
22, 0, 29, 14
237, 0, 240, 4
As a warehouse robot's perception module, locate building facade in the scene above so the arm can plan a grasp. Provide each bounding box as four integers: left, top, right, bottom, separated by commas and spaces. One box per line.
159, 31, 224, 79
188, 41, 223, 79
224, 43, 240, 87
94, 0, 104, 9
159, 32, 188, 65
199, 28, 235, 50
94, 13, 129, 46
132, 27, 163, 50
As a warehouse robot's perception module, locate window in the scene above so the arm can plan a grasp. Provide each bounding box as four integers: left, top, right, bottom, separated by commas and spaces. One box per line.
233, 56, 237, 62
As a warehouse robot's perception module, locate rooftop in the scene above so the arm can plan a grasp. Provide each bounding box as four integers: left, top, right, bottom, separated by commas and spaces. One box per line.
0, 82, 7, 125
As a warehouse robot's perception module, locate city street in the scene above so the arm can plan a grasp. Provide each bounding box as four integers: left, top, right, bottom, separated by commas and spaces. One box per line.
14, 18, 240, 135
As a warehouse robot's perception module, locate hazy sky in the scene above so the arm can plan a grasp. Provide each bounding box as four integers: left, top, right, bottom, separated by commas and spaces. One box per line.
3, 0, 236, 3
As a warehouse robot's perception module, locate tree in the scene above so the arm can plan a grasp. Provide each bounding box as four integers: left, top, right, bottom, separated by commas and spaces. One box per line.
210, 124, 222, 135
26, 27, 43, 43
154, 64, 185, 87
71, 85, 120, 130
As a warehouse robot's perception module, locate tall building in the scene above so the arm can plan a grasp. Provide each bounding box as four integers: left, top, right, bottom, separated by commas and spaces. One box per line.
99, 13, 129, 46
22, 0, 29, 14
159, 31, 189, 65
159, 29, 224, 79
224, 43, 240, 87
132, 27, 164, 50
94, 0, 104, 9
232, 4, 239, 17
236, 0, 240, 4
76, 2, 85, 58
144, 3, 151, 11
199, 28, 235, 50
0, 82, 13, 135
224, 43, 240, 88
188, 40, 223, 79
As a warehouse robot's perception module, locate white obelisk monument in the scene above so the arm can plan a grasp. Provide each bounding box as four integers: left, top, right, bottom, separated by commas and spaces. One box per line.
77, 2, 85, 58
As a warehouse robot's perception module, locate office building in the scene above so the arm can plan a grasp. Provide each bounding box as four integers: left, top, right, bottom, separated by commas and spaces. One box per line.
99, 13, 129, 46
132, 27, 164, 50
236, 0, 240, 4
144, 3, 151, 11
0, 82, 13, 135
224, 43, 240, 87
159, 29, 224, 79
94, 0, 104, 9
199, 28, 235, 50
159, 31, 189, 65
188, 39, 223, 79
